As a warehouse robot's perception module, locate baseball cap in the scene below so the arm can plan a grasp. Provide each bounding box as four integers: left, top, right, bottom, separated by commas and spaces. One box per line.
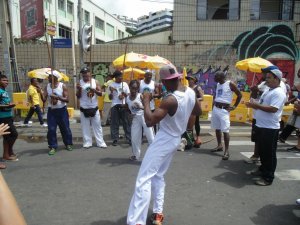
159, 65, 181, 80
261, 65, 282, 80
80, 67, 90, 74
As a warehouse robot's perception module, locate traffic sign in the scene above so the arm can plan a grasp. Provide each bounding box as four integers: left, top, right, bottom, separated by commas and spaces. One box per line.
52, 38, 72, 48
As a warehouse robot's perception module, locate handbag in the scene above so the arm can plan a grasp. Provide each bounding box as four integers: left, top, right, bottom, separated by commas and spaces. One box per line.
80, 107, 98, 118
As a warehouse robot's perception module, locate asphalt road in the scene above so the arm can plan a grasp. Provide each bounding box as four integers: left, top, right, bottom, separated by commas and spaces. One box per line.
1, 122, 300, 225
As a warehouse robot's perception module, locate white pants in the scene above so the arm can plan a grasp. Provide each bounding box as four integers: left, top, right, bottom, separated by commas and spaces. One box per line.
80, 110, 106, 148
127, 131, 181, 225
211, 106, 230, 133
131, 114, 154, 159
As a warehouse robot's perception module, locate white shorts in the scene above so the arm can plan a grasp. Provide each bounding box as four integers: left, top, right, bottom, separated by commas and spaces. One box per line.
211, 106, 230, 133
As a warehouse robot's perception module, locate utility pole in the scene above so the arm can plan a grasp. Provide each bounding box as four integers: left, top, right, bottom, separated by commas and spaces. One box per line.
78, 0, 84, 70
0, 0, 16, 94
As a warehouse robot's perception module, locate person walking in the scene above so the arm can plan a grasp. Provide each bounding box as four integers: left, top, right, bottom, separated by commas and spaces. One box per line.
76, 67, 107, 149
109, 70, 131, 146
211, 71, 242, 160
0, 74, 18, 163
246, 65, 286, 186
23, 78, 47, 127
126, 80, 154, 161
44, 74, 73, 155
127, 65, 201, 225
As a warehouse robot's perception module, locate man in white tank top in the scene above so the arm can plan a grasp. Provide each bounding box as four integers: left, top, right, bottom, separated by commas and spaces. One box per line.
211, 71, 242, 160
127, 65, 201, 225
76, 67, 107, 149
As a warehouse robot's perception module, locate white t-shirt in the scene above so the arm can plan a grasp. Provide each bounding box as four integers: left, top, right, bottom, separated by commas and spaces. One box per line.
139, 80, 155, 110
255, 87, 286, 129
109, 82, 130, 107
126, 93, 144, 116
258, 81, 287, 101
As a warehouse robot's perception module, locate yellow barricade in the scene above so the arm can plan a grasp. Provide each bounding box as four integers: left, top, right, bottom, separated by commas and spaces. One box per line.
67, 107, 74, 118
232, 91, 250, 107
13, 93, 29, 109
201, 95, 213, 111
230, 106, 248, 123
154, 98, 161, 108
200, 111, 209, 120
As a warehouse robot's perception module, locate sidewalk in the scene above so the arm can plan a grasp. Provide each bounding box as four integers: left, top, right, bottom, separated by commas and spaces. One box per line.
13, 109, 257, 146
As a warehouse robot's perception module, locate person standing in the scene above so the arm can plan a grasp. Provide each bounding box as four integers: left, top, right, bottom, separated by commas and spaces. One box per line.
139, 71, 160, 133
101, 74, 114, 126
23, 78, 47, 127
126, 80, 154, 161
246, 65, 286, 186
211, 71, 242, 160
0, 74, 18, 163
186, 74, 204, 147
76, 67, 107, 149
44, 74, 73, 155
109, 70, 131, 146
127, 65, 201, 225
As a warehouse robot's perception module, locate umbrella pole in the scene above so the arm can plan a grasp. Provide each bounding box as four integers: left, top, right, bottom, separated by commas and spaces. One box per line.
121, 38, 129, 102
251, 72, 256, 86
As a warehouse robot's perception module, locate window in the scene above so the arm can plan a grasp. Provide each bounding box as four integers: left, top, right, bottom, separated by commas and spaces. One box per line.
118, 30, 124, 39
58, 0, 65, 11
84, 11, 90, 25
106, 23, 114, 39
95, 17, 104, 30
197, 0, 240, 20
59, 24, 72, 39
67, 1, 73, 15
250, 0, 294, 20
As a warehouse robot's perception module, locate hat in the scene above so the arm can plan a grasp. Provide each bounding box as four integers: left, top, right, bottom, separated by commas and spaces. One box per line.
80, 67, 90, 74
261, 65, 282, 80
159, 65, 181, 80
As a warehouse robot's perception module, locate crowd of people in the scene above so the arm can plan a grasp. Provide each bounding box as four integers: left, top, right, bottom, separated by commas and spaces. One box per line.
0, 64, 300, 224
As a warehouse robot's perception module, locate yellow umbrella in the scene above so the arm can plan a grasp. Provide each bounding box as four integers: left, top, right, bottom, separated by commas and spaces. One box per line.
28, 68, 69, 82
181, 67, 189, 86
113, 52, 151, 68
147, 55, 175, 69
235, 57, 273, 73
122, 68, 145, 81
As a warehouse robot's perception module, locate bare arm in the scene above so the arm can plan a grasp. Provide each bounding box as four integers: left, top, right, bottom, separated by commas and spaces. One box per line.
143, 93, 177, 127
230, 82, 242, 110
245, 101, 279, 113
93, 80, 102, 96
76, 82, 82, 98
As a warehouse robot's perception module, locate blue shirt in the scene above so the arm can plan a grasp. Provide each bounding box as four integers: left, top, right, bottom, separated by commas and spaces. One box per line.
0, 88, 12, 118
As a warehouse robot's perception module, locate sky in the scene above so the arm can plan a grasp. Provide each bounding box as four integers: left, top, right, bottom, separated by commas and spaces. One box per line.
94, 0, 174, 19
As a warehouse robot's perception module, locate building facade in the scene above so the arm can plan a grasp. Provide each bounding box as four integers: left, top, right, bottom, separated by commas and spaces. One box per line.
136, 9, 173, 34
8, 0, 129, 44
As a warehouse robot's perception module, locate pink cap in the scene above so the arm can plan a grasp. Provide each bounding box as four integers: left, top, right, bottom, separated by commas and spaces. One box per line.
159, 65, 182, 80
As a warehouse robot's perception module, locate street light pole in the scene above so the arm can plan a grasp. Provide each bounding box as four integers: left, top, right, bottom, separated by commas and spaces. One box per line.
78, 0, 84, 70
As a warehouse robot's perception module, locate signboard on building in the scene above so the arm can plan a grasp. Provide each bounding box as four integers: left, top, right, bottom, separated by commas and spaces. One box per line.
20, 0, 45, 39
46, 20, 56, 36
52, 39, 72, 48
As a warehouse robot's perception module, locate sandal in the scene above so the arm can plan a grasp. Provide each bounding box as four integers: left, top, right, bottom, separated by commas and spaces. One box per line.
222, 153, 230, 160
129, 156, 137, 161
211, 146, 223, 152
3, 156, 19, 161
0, 163, 6, 169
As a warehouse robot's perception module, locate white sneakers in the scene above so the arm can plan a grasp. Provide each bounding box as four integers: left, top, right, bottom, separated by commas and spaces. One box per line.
41, 123, 48, 127
296, 199, 300, 205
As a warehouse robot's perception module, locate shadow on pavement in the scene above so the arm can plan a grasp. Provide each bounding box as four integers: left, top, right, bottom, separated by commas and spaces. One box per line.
251, 204, 300, 225
213, 159, 256, 188
90, 216, 127, 225
98, 157, 141, 167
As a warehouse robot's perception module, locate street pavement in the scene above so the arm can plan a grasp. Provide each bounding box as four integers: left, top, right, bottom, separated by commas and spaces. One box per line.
1, 118, 300, 225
